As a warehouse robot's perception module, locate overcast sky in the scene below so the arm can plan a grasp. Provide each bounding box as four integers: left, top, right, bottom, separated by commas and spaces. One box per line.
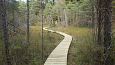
16, 0, 27, 2
16, 0, 54, 2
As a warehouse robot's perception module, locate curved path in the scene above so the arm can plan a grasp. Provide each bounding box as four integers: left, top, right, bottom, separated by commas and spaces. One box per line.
43, 27, 72, 65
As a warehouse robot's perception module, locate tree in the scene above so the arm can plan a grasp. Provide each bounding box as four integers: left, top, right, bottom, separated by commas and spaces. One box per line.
97, 0, 112, 65
103, 0, 112, 65
27, 0, 30, 44
0, 0, 12, 65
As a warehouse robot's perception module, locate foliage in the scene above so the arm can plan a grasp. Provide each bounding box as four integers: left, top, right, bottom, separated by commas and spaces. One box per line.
29, 0, 41, 15
44, 3, 53, 15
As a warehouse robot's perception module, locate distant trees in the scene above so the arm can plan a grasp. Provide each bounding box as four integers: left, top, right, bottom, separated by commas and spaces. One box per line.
43, 0, 95, 27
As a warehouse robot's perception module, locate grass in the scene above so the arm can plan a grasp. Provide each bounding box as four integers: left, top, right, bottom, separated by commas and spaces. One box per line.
28, 26, 63, 65
0, 25, 114, 65
52, 26, 104, 65
52, 25, 115, 65
0, 26, 63, 65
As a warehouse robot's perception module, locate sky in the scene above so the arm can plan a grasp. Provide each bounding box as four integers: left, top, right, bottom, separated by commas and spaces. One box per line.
16, 0, 54, 2
16, 0, 27, 2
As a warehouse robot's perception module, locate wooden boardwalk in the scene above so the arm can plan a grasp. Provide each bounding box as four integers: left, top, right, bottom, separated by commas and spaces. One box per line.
43, 28, 72, 65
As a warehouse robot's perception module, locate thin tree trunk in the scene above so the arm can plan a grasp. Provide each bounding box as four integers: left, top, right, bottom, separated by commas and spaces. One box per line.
27, 0, 30, 44
64, 9, 68, 27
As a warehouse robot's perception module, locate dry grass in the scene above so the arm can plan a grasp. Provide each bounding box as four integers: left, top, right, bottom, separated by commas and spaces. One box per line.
29, 26, 63, 65
0, 26, 63, 65
52, 26, 103, 65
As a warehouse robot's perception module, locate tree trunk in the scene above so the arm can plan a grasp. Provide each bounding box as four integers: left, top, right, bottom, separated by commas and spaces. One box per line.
103, 0, 112, 65
64, 9, 68, 27
97, 0, 112, 65
27, 0, 30, 44
0, 0, 12, 65
97, 0, 104, 45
